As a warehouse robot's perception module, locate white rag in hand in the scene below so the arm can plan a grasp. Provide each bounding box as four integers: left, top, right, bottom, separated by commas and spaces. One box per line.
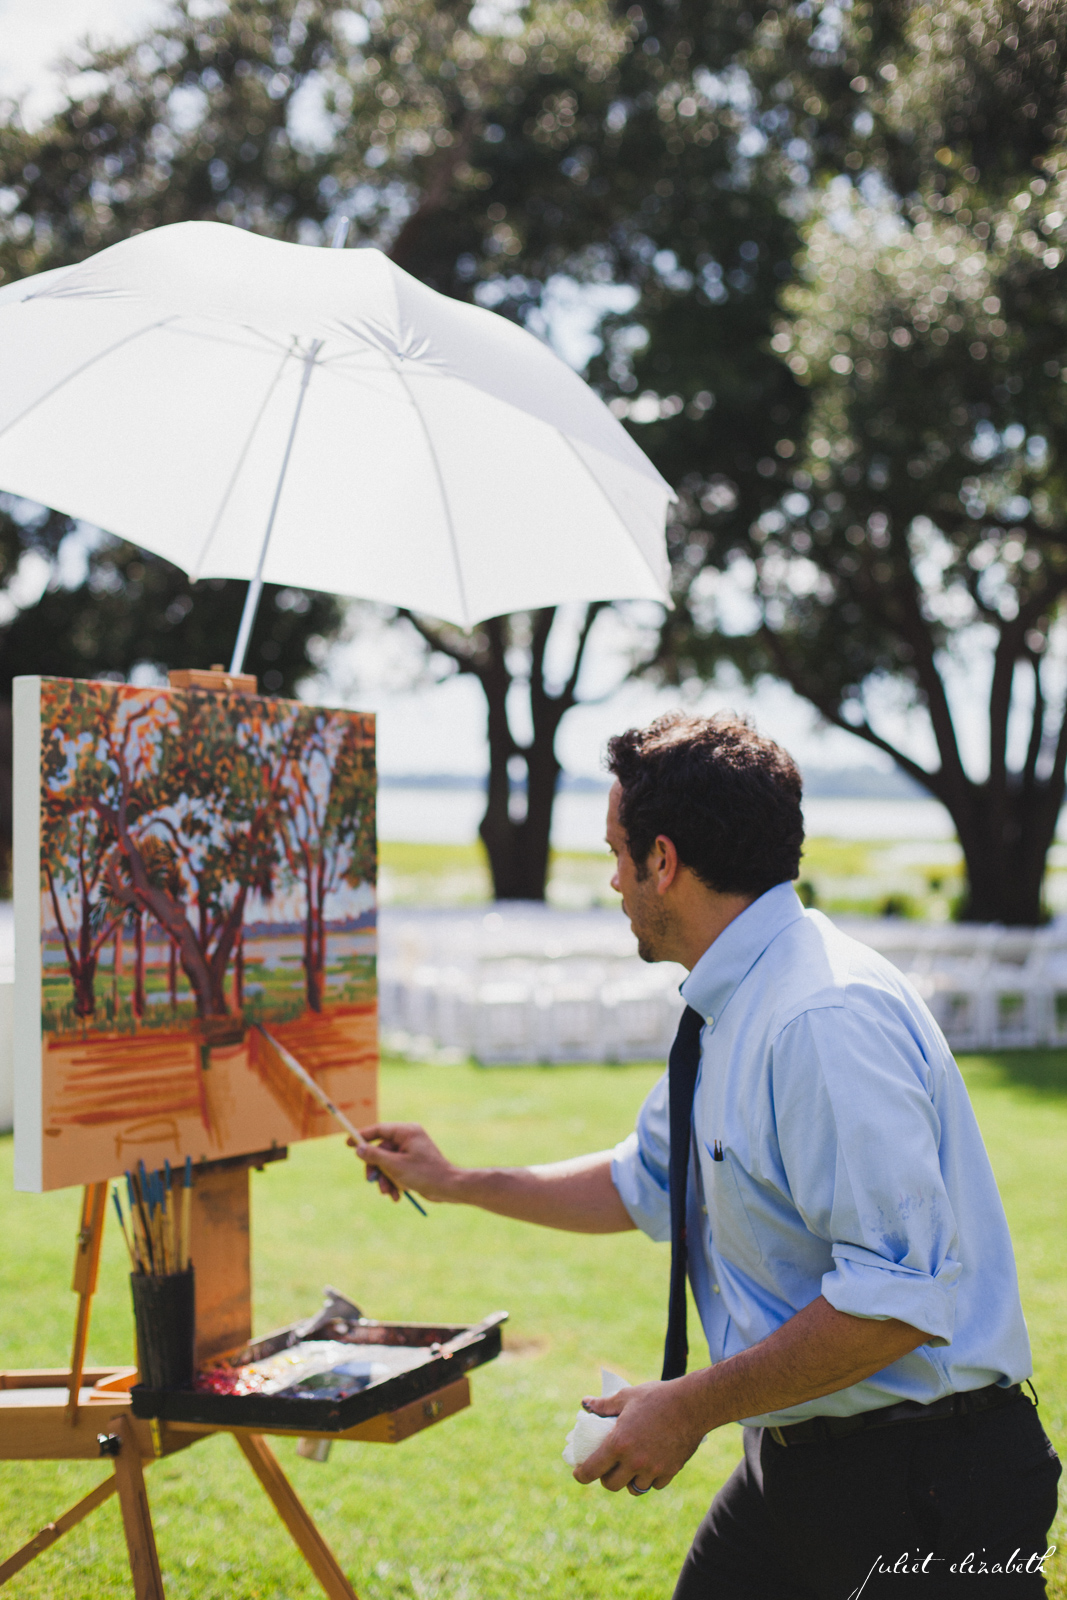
562, 1369, 631, 1468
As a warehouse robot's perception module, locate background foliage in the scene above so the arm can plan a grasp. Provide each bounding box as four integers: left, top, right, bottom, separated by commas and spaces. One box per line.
4, 1, 1067, 915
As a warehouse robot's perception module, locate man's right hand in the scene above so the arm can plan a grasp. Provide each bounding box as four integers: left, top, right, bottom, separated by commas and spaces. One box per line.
351, 1122, 457, 1205
350, 1126, 635, 1233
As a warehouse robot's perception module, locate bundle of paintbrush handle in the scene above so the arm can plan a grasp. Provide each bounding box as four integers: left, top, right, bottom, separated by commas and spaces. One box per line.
114, 1156, 194, 1277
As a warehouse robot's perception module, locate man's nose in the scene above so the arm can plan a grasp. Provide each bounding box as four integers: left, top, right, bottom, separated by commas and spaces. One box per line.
610, 866, 621, 893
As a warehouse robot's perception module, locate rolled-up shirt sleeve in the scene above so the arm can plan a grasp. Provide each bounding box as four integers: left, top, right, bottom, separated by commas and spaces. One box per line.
771, 1005, 962, 1345
611, 1070, 672, 1242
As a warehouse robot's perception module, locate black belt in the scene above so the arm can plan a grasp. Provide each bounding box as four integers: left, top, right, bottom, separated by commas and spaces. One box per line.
766, 1382, 1023, 1448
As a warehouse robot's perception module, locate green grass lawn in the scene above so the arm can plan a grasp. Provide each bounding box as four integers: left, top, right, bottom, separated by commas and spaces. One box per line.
378, 837, 975, 918
0, 1052, 1064, 1598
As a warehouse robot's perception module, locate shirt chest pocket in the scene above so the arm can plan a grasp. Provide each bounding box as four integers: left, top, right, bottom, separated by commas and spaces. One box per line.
703, 1142, 764, 1266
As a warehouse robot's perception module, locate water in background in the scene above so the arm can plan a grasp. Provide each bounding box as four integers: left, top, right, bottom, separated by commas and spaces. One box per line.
378, 786, 959, 850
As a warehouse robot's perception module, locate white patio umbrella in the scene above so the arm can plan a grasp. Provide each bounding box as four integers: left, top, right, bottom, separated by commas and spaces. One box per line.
0, 221, 674, 671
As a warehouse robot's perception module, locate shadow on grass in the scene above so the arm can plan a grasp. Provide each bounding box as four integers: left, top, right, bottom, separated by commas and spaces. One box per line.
958, 1049, 1067, 1100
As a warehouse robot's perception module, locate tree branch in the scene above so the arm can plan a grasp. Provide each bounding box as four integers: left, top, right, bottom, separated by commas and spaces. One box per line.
758, 625, 943, 795
398, 608, 484, 676
889, 572, 968, 786
987, 626, 1018, 791
1023, 650, 1045, 791
527, 607, 556, 706
45, 862, 78, 976
1048, 684, 1067, 800
560, 601, 607, 707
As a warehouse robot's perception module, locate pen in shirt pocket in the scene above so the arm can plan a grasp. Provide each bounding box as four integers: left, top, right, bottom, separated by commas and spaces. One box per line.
712, 1140, 724, 1161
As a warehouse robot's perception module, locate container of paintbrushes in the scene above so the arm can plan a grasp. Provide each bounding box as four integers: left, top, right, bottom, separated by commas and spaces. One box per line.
130, 1267, 196, 1390
117, 1159, 196, 1390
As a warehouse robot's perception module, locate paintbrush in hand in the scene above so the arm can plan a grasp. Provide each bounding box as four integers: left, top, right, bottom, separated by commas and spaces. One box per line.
257, 1026, 428, 1215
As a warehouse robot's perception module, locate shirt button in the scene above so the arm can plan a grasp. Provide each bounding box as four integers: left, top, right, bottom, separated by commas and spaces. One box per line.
706, 1015, 714, 1027
713, 1285, 721, 1294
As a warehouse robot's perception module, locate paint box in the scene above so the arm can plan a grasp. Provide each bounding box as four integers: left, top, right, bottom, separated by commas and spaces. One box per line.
131, 1291, 507, 1433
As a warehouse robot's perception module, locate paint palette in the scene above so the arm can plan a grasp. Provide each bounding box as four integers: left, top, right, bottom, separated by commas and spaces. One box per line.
131, 1289, 507, 1434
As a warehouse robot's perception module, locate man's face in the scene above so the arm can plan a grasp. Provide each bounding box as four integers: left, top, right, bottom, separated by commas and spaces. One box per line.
606, 781, 672, 963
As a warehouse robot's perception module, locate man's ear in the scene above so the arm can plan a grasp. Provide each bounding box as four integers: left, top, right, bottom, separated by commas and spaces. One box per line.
652, 834, 681, 894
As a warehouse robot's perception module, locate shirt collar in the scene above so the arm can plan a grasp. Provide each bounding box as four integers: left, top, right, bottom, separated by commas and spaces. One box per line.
679, 881, 806, 1027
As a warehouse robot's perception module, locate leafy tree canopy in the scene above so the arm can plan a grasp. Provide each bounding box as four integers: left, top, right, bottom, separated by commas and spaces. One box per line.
5, 0, 1066, 918
617, 1, 1067, 923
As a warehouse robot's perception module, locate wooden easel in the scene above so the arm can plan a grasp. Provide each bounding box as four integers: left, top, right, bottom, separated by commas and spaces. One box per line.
0, 1152, 473, 1599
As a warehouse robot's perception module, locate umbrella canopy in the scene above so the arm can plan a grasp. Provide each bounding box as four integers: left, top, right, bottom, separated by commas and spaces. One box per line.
0, 222, 674, 648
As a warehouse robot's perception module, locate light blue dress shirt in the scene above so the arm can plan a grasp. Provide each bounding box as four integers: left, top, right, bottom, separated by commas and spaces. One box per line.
610, 882, 1032, 1427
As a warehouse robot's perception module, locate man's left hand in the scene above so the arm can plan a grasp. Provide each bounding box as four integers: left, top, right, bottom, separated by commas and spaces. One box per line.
573, 1378, 707, 1494
571, 1297, 932, 1498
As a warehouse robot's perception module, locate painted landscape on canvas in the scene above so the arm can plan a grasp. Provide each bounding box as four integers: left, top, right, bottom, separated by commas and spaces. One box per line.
34, 678, 377, 1190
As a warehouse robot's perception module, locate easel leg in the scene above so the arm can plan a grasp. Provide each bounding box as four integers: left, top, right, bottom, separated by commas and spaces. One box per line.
67, 1181, 108, 1424
111, 1416, 166, 1600
0, 1477, 116, 1586
234, 1433, 359, 1600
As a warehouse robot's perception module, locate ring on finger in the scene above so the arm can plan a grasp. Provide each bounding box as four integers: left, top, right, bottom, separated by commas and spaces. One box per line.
627, 1479, 651, 1496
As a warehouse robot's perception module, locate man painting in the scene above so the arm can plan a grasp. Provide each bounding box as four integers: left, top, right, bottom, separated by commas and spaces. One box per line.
355, 713, 1060, 1595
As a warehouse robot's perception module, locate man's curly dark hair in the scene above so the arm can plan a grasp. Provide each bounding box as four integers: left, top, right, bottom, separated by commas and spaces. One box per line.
605, 711, 804, 897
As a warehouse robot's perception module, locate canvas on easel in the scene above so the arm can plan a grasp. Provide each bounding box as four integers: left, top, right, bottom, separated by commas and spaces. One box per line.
12, 675, 378, 1192
1, 674, 502, 1600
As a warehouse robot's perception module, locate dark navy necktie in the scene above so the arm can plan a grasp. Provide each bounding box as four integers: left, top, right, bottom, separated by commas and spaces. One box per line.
662, 1004, 706, 1382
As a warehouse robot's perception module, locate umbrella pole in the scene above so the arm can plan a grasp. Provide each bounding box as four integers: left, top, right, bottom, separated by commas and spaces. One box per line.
229, 338, 322, 676
229, 221, 348, 677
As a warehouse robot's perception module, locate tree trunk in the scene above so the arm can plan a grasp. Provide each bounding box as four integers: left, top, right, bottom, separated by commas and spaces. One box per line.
75, 881, 97, 1019
72, 956, 97, 1019
400, 603, 606, 903
298, 847, 323, 1012
102, 831, 223, 1019
303, 901, 323, 1012
949, 781, 1062, 925
313, 856, 327, 1006
479, 751, 562, 900
768, 621, 1067, 927
206, 885, 248, 1014
168, 938, 178, 1010
478, 701, 565, 900
133, 912, 146, 1019
475, 619, 566, 901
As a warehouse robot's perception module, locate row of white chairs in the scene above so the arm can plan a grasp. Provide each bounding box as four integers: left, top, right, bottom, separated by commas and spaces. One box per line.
378, 966, 686, 1064
380, 964, 1067, 1059
905, 964, 1067, 1051
378, 907, 1067, 1060
856, 921, 1067, 1050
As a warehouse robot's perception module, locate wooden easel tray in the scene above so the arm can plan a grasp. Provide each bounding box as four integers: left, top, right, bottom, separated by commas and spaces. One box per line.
131, 1294, 507, 1434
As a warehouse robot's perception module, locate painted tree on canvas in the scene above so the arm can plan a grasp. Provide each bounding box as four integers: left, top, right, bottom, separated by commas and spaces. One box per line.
132, 691, 293, 1018
41, 680, 375, 1025
279, 710, 375, 1012
43, 683, 274, 1020
40, 680, 157, 1019
40, 804, 124, 1019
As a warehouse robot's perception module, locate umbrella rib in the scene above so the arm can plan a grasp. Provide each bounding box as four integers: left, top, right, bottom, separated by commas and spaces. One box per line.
0, 316, 178, 444
190, 340, 297, 581
155, 321, 295, 359
391, 362, 470, 629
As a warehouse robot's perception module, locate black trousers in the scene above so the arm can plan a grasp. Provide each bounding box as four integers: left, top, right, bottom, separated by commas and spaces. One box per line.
673, 1394, 1061, 1599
